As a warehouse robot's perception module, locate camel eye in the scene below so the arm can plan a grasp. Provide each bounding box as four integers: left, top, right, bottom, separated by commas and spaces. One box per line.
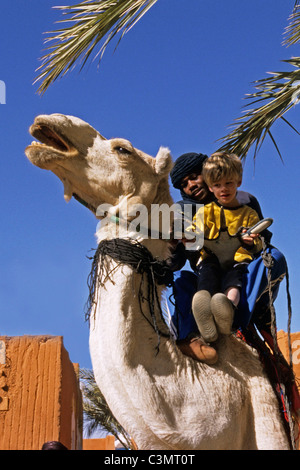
115, 146, 131, 155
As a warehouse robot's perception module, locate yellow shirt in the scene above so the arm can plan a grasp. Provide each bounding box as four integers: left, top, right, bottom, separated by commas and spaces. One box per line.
189, 201, 262, 263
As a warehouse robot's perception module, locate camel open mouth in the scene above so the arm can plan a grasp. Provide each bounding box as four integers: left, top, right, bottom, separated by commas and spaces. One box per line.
28, 123, 75, 154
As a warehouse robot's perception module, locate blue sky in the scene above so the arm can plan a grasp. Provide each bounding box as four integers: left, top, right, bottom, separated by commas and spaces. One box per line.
1, 1, 299, 369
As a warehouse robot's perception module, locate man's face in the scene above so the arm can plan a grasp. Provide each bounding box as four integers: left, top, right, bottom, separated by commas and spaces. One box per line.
180, 172, 211, 203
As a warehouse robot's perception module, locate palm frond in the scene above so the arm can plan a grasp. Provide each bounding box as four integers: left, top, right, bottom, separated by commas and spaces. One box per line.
218, 4, 300, 160
284, 4, 300, 46
217, 58, 300, 160
79, 368, 135, 450
35, 0, 158, 94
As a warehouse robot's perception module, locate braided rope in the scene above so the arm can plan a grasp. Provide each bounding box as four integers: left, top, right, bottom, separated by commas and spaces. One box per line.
85, 238, 174, 352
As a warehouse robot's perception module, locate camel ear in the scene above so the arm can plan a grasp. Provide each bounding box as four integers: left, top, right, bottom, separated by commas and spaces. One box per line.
155, 147, 173, 177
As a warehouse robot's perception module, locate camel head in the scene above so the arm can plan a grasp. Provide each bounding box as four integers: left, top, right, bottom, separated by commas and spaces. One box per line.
25, 114, 173, 217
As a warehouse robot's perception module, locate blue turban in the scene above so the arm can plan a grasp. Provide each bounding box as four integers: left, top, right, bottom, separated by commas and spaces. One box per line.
170, 152, 208, 189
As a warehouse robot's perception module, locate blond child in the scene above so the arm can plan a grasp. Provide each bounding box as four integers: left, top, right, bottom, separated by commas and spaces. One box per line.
188, 152, 262, 343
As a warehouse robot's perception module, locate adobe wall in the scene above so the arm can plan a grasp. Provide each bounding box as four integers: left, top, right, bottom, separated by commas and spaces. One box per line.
277, 330, 300, 391
0, 335, 82, 450
277, 331, 300, 450
83, 436, 115, 450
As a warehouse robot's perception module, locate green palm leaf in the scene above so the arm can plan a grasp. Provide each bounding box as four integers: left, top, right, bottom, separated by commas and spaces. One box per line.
285, 2, 300, 46
35, 0, 158, 94
80, 368, 135, 449
35, 1, 300, 160
217, 58, 300, 160
218, 3, 300, 160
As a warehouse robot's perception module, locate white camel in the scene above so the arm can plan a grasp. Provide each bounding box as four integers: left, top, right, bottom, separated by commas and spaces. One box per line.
25, 113, 292, 450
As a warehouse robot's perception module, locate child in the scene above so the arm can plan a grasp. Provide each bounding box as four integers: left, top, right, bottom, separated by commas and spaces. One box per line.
187, 152, 262, 343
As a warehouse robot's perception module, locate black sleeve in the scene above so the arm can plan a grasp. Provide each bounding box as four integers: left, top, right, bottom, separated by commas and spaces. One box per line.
248, 195, 264, 220
236, 191, 263, 218
166, 241, 188, 271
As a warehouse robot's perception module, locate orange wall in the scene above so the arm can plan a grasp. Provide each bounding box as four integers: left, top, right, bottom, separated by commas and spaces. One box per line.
277, 330, 300, 450
83, 436, 115, 450
277, 330, 300, 391
0, 335, 82, 450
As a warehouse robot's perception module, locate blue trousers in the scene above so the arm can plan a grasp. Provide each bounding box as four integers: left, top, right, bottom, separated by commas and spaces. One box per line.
165, 246, 286, 340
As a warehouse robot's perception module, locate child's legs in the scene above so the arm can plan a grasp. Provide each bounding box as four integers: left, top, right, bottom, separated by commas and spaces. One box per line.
224, 286, 240, 307
193, 256, 220, 342
221, 262, 249, 306
195, 255, 221, 294
210, 264, 248, 336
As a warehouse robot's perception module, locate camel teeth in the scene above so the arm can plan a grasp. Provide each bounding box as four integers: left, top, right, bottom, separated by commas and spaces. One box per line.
31, 141, 46, 146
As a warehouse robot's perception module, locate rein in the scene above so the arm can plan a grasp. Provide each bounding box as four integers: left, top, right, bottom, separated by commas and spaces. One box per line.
73, 193, 97, 214
85, 238, 174, 352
